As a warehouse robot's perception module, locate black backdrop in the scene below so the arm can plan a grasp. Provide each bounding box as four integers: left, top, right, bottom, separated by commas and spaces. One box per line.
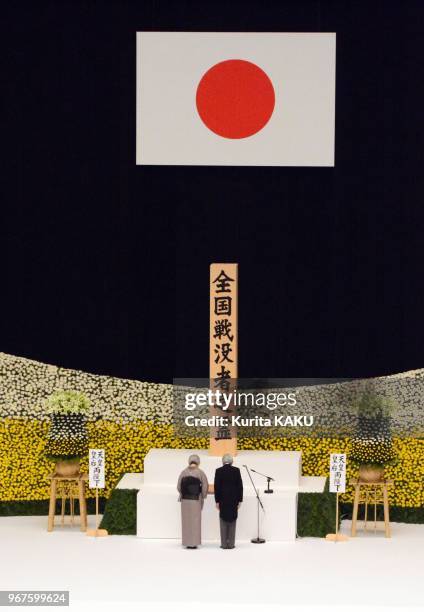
2, 1, 424, 383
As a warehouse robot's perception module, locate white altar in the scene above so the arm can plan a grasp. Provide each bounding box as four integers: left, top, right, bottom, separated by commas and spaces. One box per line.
135, 449, 325, 542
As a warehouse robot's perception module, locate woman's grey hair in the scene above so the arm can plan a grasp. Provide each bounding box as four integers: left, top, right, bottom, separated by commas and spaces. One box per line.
222, 453, 233, 465
188, 454, 200, 466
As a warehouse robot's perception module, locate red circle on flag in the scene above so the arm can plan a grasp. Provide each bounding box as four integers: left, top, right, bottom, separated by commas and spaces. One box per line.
196, 59, 275, 139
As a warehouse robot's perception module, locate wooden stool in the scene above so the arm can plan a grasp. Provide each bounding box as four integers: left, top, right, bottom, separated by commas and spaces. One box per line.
350, 478, 393, 538
48, 473, 88, 532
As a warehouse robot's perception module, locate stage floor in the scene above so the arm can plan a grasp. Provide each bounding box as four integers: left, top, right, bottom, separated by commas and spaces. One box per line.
0, 516, 423, 612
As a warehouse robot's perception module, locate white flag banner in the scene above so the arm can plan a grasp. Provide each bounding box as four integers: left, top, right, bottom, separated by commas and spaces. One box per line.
89, 448, 105, 489
329, 453, 346, 493
136, 32, 335, 167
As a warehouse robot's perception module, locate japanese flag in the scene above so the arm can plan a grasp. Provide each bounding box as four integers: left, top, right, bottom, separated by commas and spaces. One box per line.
136, 32, 336, 167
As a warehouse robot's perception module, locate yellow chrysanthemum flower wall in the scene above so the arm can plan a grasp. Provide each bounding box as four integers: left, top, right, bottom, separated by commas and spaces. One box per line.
0, 353, 423, 507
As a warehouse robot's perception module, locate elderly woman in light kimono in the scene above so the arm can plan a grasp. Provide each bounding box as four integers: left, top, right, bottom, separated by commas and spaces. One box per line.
177, 454, 208, 549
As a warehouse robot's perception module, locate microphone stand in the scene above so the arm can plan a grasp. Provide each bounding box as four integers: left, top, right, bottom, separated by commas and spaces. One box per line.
250, 468, 275, 494
243, 465, 265, 544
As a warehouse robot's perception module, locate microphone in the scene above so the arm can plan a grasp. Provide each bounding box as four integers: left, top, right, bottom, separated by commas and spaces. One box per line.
251, 468, 275, 481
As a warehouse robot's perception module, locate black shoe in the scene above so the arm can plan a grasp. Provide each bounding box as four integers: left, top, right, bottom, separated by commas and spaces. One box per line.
186, 546, 197, 549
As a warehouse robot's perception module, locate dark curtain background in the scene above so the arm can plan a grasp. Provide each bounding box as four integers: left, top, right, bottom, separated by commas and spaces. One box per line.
2, 1, 424, 382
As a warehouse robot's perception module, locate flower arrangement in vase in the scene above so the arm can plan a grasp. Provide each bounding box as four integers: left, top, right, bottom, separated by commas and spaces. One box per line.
44, 390, 90, 477
349, 387, 397, 482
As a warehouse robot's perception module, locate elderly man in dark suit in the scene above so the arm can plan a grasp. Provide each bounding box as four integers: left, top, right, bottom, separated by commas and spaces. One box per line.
214, 453, 243, 549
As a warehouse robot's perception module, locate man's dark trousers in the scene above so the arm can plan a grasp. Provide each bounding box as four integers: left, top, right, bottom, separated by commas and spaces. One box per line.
220, 518, 236, 548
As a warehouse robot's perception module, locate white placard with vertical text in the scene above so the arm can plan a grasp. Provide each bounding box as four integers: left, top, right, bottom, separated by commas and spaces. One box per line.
329, 453, 346, 493
89, 448, 105, 489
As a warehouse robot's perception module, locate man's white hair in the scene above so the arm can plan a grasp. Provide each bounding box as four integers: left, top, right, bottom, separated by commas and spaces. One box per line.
222, 453, 233, 465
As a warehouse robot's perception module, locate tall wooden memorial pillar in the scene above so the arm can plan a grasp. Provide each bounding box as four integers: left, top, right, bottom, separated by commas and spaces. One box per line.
209, 263, 238, 456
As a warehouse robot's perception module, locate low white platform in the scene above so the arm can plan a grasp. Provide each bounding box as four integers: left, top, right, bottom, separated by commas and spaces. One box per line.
135, 449, 325, 542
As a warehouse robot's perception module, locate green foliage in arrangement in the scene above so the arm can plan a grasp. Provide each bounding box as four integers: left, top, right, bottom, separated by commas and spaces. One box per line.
354, 388, 397, 419
349, 389, 397, 467
45, 390, 90, 414
44, 391, 90, 461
